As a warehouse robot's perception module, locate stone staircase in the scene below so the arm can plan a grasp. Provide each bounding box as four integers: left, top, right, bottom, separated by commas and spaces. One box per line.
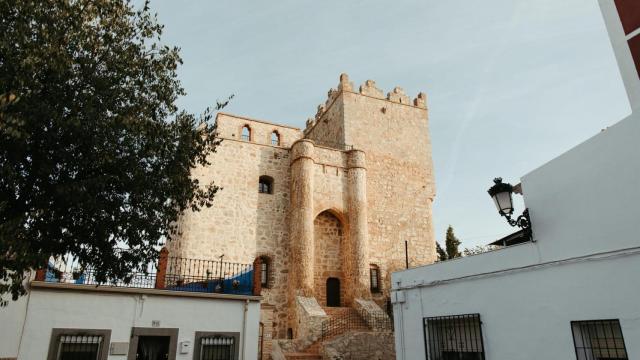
321, 307, 370, 337
283, 306, 369, 359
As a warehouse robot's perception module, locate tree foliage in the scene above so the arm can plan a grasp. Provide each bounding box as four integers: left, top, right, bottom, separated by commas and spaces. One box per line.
462, 245, 498, 256
436, 225, 462, 261
0, 0, 227, 304
445, 225, 462, 259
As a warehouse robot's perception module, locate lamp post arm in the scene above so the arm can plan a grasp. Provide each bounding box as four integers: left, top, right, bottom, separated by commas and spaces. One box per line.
503, 209, 530, 230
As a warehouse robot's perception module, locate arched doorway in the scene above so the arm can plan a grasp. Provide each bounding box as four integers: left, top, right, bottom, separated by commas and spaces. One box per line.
313, 210, 345, 306
326, 278, 341, 307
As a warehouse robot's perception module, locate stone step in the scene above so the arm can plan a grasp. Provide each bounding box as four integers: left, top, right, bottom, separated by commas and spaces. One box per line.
318, 306, 370, 347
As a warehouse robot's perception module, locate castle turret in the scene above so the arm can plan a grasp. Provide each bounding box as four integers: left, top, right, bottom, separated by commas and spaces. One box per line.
289, 139, 316, 296
347, 149, 370, 299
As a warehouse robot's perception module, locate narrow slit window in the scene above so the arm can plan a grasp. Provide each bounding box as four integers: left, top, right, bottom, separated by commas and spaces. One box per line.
370, 265, 380, 293
258, 176, 273, 194
241, 125, 251, 141
260, 260, 269, 288
271, 131, 280, 146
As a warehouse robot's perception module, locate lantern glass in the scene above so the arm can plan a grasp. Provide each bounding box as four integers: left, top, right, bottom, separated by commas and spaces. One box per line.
492, 191, 514, 215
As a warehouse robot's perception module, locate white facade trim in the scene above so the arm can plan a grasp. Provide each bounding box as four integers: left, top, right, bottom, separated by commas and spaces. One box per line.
393, 244, 640, 291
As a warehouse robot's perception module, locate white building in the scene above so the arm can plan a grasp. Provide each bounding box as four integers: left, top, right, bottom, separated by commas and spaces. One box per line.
0, 252, 262, 360
391, 1, 640, 359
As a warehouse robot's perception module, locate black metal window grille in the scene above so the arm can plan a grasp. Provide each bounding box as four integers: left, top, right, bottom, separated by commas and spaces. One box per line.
424, 314, 485, 360
241, 126, 251, 141
200, 336, 235, 360
56, 335, 102, 360
571, 320, 628, 360
370, 265, 380, 292
271, 131, 280, 146
258, 176, 273, 194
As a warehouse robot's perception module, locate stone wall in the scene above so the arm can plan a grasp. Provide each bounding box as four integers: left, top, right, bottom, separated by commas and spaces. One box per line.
304, 75, 437, 304
169, 114, 301, 338
260, 305, 275, 358
172, 74, 437, 347
294, 296, 327, 348
304, 74, 351, 147
216, 112, 303, 147
343, 87, 436, 293
321, 331, 396, 360
312, 147, 349, 216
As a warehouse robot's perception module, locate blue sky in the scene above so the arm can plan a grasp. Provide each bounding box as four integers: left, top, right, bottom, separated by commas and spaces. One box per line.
148, 0, 630, 249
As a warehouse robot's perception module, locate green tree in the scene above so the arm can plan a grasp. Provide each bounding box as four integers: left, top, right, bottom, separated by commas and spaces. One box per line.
445, 226, 462, 259
436, 242, 448, 261
436, 225, 462, 261
0, 0, 228, 304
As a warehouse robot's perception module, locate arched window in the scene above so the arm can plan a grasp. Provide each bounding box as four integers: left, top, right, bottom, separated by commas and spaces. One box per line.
259, 256, 270, 288
271, 131, 280, 146
241, 125, 251, 141
258, 176, 273, 194
370, 264, 380, 293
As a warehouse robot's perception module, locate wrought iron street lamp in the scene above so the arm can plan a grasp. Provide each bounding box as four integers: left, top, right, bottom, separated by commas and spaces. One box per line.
487, 178, 531, 234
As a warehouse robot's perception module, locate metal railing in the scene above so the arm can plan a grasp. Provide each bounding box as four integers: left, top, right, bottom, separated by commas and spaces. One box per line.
35, 250, 255, 296
164, 256, 253, 295
321, 308, 393, 341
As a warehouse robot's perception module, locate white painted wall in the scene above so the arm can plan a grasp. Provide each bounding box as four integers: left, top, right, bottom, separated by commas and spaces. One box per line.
392, 79, 640, 359
394, 252, 640, 360
0, 287, 261, 360
522, 113, 640, 263
0, 292, 29, 358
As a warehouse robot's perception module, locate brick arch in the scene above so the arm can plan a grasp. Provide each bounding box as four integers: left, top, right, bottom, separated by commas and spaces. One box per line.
253, 252, 275, 294
240, 123, 252, 141
269, 129, 281, 146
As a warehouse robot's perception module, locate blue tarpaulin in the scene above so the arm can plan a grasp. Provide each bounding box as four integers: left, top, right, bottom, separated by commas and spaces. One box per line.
167, 270, 253, 295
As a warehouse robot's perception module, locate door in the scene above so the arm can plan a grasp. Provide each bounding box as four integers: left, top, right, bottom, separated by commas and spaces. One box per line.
326, 277, 340, 307
136, 336, 170, 360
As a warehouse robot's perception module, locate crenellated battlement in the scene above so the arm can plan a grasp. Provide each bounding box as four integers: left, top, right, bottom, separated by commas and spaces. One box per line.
305, 73, 428, 134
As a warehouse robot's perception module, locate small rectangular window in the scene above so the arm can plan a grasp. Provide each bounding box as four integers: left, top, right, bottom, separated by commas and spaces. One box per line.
48, 329, 110, 360
424, 314, 485, 360
194, 332, 239, 360
260, 262, 268, 287
571, 319, 628, 360
370, 266, 380, 293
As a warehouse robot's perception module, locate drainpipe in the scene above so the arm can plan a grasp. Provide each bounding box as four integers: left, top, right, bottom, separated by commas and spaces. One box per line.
241, 299, 249, 360
16, 280, 34, 360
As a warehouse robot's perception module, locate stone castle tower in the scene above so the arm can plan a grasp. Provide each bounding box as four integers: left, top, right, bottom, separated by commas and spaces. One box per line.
170, 74, 436, 345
